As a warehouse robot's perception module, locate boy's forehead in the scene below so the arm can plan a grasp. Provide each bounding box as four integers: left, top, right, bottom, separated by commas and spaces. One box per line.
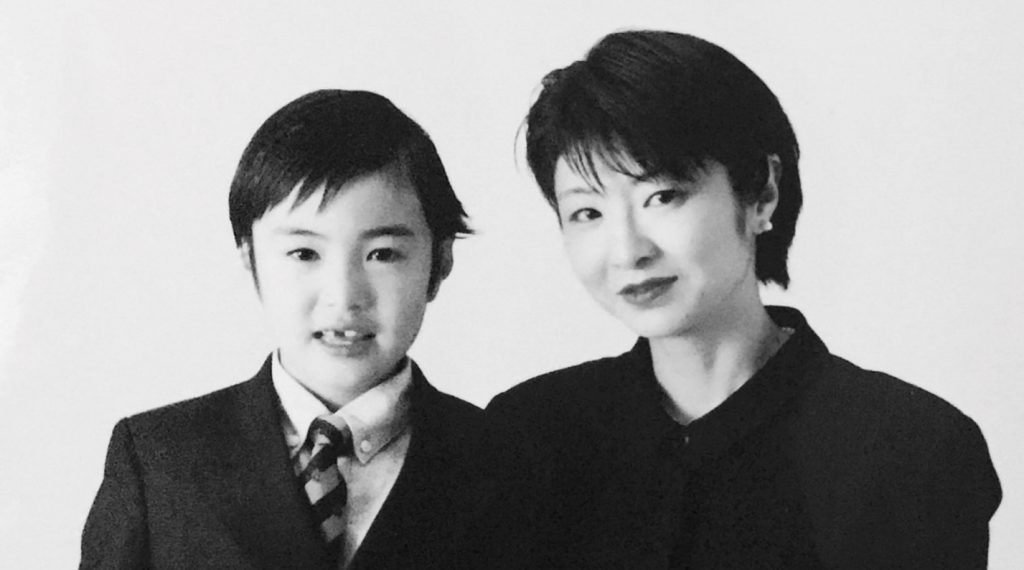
254, 171, 427, 233
280, 168, 416, 212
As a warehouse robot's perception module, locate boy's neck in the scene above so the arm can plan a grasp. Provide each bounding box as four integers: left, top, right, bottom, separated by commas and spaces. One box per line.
278, 351, 408, 411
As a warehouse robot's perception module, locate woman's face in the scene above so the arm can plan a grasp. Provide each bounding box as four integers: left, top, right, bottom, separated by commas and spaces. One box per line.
554, 155, 762, 339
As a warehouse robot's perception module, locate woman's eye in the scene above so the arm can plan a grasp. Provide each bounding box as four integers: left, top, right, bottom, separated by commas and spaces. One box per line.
288, 248, 319, 262
567, 208, 601, 223
367, 248, 403, 263
645, 189, 685, 207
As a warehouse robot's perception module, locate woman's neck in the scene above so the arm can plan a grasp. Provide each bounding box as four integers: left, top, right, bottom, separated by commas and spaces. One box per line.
650, 304, 783, 425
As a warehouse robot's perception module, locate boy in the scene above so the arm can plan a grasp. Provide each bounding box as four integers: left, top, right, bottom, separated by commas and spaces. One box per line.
81, 90, 490, 569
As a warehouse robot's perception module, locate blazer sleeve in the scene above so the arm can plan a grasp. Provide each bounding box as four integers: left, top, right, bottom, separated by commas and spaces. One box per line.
80, 419, 149, 570
920, 415, 1002, 568
848, 412, 1002, 569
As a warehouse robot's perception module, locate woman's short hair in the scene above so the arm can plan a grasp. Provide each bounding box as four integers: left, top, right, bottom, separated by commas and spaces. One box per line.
525, 30, 801, 287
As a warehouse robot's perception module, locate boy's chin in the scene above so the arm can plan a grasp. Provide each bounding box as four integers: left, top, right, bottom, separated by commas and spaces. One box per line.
308, 361, 390, 390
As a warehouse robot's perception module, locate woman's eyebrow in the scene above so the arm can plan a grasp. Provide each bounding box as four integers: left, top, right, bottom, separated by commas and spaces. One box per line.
555, 185, 599, 201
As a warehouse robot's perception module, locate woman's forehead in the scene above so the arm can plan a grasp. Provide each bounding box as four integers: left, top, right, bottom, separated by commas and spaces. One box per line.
558, 143, 708, 191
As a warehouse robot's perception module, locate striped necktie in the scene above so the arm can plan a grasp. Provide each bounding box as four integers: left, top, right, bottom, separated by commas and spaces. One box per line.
300, 414, 353, 549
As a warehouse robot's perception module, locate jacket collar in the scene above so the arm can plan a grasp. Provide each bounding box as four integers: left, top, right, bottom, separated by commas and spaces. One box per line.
610, 305, 831, 468
198, 356, 334, 569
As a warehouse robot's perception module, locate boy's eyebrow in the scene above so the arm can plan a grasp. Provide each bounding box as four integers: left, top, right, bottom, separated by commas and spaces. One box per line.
269, 225, 417, 239
273, 227, 325, 238
361, 224, 417, 240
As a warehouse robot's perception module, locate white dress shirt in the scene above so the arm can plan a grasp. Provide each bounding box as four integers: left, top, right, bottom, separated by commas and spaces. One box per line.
272, 351, 413, 568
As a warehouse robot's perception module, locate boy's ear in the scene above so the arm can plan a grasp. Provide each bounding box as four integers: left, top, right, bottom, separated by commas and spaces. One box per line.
239, 239, 262, 294
427, 238, 455, 302
238, 240, 254, 273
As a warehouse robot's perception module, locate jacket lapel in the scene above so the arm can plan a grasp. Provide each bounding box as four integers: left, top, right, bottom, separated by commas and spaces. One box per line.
196, 357, 334, 569
349, 367, 490, 569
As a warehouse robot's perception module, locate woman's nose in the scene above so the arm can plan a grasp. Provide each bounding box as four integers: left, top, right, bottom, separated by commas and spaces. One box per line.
608, 213, 657, 269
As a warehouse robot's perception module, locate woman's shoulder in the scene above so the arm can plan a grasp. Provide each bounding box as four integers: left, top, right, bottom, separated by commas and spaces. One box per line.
791, 353, 1001, 529
794, 352, 991, 465
810, 353, 975, 427
770, 306, 980, 437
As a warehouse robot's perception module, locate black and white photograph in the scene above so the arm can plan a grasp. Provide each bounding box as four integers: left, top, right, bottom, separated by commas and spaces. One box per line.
2, 1, 1022, 567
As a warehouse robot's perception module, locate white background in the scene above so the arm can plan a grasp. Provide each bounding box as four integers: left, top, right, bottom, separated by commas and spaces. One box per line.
2, 1, 1022, 567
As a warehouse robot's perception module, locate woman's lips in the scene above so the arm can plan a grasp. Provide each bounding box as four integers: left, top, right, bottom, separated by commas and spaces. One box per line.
618, 276, 678, 306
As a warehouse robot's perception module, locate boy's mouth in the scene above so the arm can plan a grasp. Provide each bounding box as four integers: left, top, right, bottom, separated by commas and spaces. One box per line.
313, 329, 375, 348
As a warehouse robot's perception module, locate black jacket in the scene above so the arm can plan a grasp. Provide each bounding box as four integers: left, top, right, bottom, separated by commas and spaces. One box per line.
487, 307, 1002, 569
81, 358, 493, 569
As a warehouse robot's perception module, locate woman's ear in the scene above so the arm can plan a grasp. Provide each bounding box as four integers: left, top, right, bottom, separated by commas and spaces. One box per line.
754, 154, 782, 233
427, 238, 454, 301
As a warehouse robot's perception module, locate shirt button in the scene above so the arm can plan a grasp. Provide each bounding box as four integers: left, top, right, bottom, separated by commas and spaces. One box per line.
360, 440, 373, 452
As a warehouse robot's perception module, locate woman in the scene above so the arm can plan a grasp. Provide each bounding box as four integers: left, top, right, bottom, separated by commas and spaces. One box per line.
486, 30, 1001, 568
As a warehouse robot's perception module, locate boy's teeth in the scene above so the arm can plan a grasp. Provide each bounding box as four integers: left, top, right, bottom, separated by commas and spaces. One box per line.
320, 329, 365, 340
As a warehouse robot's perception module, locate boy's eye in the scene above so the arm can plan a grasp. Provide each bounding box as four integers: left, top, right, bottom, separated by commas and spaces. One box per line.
367, 248, 403, 263
566, 207, 602, 224
288, 248, 319, 262
644, 188, 686, 207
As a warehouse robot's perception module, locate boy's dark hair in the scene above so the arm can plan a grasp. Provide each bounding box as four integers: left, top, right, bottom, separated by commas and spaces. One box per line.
525, 30, 801, 287
229, 89, 472, 288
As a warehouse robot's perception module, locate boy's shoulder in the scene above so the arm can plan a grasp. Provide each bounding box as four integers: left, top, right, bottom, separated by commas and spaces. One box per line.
129, 376, 261, 424
415, 375, 483, 415
487, 351, 628, 415
409, 369, 486, 450
115, 362, 276, 453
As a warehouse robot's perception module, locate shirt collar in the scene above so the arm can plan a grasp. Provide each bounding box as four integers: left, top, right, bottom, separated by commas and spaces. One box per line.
271, 351, 414, 464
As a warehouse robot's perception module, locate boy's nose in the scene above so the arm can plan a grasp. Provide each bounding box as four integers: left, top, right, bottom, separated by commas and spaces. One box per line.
319, 261, 372, 312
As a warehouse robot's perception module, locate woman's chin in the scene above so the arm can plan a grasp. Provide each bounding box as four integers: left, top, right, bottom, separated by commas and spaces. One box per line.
618, 312, 696, 340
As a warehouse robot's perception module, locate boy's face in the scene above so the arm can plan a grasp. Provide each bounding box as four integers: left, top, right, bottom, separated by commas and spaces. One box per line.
244, 171, 449, 401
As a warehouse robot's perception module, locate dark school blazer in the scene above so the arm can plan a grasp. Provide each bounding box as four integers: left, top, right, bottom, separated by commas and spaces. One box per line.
81, 358, 493, 570
485, 307, 1002, 569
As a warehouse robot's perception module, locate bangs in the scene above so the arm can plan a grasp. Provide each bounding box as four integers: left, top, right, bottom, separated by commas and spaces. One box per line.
251, 154, 388, 221
528, 57, 711, 198
558, 133, 708, 191
561, 136, 646, 189
292, 155, 411, 214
